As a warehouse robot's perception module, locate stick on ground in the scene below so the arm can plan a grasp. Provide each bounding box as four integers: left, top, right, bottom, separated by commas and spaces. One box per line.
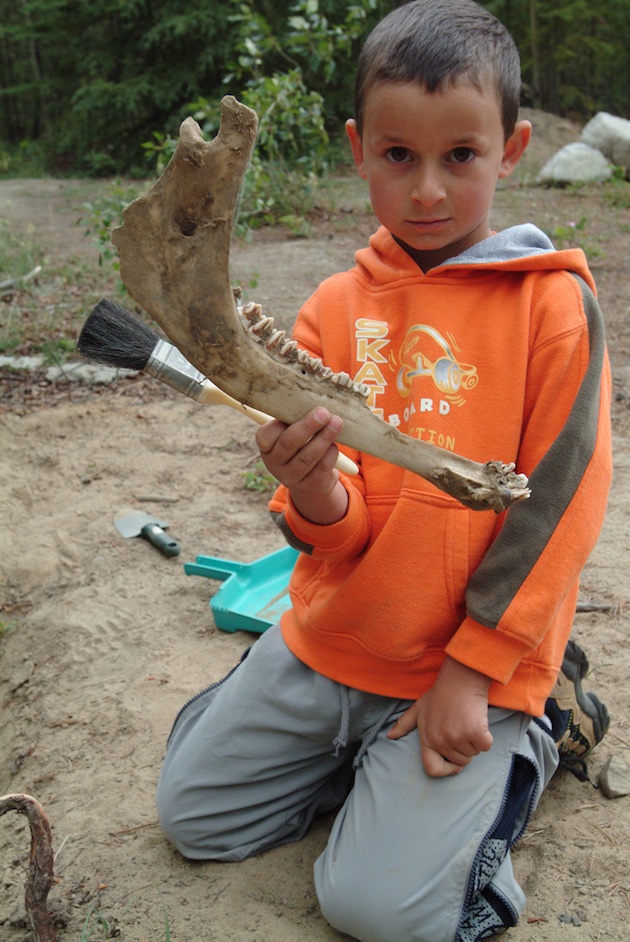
0, 793, 56, 942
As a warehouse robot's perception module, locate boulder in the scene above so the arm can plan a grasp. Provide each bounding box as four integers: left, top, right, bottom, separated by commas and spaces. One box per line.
537, 142, 613, 185
599, 755, 630, 799
582, 111, 630, 161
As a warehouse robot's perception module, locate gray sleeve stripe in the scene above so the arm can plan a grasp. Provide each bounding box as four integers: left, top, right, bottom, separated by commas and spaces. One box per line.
465, 274, 607, 628
271, 510, 314, 555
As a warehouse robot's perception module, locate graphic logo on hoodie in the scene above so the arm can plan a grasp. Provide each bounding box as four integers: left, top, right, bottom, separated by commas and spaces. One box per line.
393, 325, 478, 407
353, 319, 478, 449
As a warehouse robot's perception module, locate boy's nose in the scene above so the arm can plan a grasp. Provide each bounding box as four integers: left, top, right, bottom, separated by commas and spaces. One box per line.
410, 166, 445, 206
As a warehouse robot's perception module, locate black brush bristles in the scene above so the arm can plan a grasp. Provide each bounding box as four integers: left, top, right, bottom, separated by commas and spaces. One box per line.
77, 299, 159, 371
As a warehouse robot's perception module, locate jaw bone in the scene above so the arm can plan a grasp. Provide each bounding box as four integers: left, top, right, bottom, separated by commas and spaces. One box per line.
111, 95, 529, 513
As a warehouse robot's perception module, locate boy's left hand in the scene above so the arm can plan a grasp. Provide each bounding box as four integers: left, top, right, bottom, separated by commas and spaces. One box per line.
387, 656, 493, 778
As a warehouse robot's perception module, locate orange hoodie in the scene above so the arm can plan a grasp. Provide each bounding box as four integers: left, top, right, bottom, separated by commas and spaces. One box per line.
269, 225, 612, 715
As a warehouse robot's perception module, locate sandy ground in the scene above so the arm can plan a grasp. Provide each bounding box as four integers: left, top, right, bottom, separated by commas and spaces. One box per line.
1, 110, 629, 941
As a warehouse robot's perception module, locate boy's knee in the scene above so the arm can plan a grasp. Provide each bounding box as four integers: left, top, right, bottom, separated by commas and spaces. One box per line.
315, 861, 443, 942
157, 770, 294, 863
156, 773, 239, 861
316, 876, 386, 942
156, 777, 209, 859
316, 840, 506, 942
157, 798, 251, 862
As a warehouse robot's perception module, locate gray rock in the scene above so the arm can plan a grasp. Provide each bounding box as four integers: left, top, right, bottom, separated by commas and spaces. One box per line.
599, 755, 630, 799
537, 142, 613, 185
582, 111, 630, 161
0, 354, 45, 370
45, 361, 134, 384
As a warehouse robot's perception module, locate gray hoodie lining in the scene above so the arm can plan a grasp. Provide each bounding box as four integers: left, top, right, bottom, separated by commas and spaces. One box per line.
442, 224, 556, 267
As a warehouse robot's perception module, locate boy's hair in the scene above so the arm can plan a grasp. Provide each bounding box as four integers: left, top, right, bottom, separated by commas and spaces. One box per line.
354, 0, 521, 140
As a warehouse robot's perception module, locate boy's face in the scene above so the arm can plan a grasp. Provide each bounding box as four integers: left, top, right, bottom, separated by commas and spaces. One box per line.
346, 80, 530, 269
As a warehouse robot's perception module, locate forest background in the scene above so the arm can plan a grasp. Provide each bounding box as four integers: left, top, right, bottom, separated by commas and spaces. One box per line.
2, 0, 630, 183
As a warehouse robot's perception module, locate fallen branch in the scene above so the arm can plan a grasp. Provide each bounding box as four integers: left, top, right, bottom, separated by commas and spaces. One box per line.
0, 793, 56, 942
0, 264, 43, 292
576, 601, 614, 613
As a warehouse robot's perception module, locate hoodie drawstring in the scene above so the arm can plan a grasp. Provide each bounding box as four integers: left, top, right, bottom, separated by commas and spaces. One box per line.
332, 685, 351, 758
353, 701, 401, 769
331, 686, 404, 766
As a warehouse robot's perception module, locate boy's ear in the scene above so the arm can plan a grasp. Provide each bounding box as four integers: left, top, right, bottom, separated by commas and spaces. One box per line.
345, 118, 367, 179
498, 120, 532, 179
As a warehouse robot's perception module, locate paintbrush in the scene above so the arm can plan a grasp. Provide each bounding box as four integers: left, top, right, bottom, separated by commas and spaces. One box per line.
77, 299, 358, 475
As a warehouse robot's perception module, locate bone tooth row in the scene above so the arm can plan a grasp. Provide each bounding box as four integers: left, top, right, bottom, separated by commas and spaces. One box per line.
270, 327, 369, 397
265, 328, 287, 349
239, 301, 369, 397
331, 371, 352, 387
331, 371, 370, 397
241, 301, 262, 318
296, 347, 320, 371
253, 315, 275, 334
280, 338, 298, 356
253, 330, 294, 360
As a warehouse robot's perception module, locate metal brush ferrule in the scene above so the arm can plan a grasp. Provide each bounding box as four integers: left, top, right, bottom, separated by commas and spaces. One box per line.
146, 340, 207, 401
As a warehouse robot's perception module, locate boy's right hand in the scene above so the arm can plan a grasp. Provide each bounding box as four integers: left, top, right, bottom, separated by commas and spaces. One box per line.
256, 407, 349, 525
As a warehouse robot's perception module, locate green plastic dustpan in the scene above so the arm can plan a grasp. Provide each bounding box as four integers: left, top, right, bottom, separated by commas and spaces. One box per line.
184, 546, 298, 633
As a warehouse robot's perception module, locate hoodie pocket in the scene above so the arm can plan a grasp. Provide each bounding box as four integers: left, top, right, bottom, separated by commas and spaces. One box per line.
299, 489, 476, 663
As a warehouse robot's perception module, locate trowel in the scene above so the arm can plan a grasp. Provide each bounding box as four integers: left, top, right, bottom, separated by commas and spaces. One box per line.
114, 509, 181, 557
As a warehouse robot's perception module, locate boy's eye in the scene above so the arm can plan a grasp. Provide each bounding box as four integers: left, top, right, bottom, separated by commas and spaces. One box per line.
386, 146, 412, 164
450, 147, 475, 164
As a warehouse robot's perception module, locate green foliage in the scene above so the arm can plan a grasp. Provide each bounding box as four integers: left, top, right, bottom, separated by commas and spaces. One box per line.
79, 893, 172, 940
545, 215, 588, 248
485, 0, 630, 117
605, 171, 630, 209
0, 621, 15, 642
0, 0, 235, 173
544, 212, 603, 261
0, 0, 387, 176
39, 336, 78, 365
0, 218, 43, 280
142, 1, 386, 231
79, 180, 143, 281
168, 71, 326, 232
242, 460, 278, 495
143, 71, 326, 231
0, 140, 46, 179
80, 904, 118, 940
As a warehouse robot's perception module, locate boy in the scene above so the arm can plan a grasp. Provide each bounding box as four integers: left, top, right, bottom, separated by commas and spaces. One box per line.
157, 2, 612, 939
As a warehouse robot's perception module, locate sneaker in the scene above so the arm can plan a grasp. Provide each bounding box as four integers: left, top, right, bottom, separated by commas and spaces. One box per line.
545, 640, 610, 779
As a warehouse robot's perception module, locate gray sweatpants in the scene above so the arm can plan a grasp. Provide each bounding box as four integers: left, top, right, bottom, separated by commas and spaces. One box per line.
157, 624, 559, 942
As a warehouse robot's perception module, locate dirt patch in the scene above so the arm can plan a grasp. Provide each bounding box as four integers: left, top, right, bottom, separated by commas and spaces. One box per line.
1, 111, 629, 941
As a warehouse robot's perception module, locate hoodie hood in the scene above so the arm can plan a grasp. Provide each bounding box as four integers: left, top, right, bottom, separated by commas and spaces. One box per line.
445, 223, 554, 264
355, 224, 596, 292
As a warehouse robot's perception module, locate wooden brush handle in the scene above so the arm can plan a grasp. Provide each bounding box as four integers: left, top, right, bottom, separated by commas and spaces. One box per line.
198, 380, 359, 475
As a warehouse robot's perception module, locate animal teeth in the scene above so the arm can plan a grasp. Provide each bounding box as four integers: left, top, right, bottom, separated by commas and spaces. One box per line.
280, 339, 298, 356
266, 329, 287, 348
332, 372, 350, 386
238, 302, 370, 398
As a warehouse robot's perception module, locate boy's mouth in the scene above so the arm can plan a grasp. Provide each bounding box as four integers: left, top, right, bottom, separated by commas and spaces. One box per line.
408, 218, 449, 229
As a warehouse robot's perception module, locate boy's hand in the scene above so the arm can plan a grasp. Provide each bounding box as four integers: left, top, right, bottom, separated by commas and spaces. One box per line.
256, 407, 349, 525
388, 656, 493, 778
